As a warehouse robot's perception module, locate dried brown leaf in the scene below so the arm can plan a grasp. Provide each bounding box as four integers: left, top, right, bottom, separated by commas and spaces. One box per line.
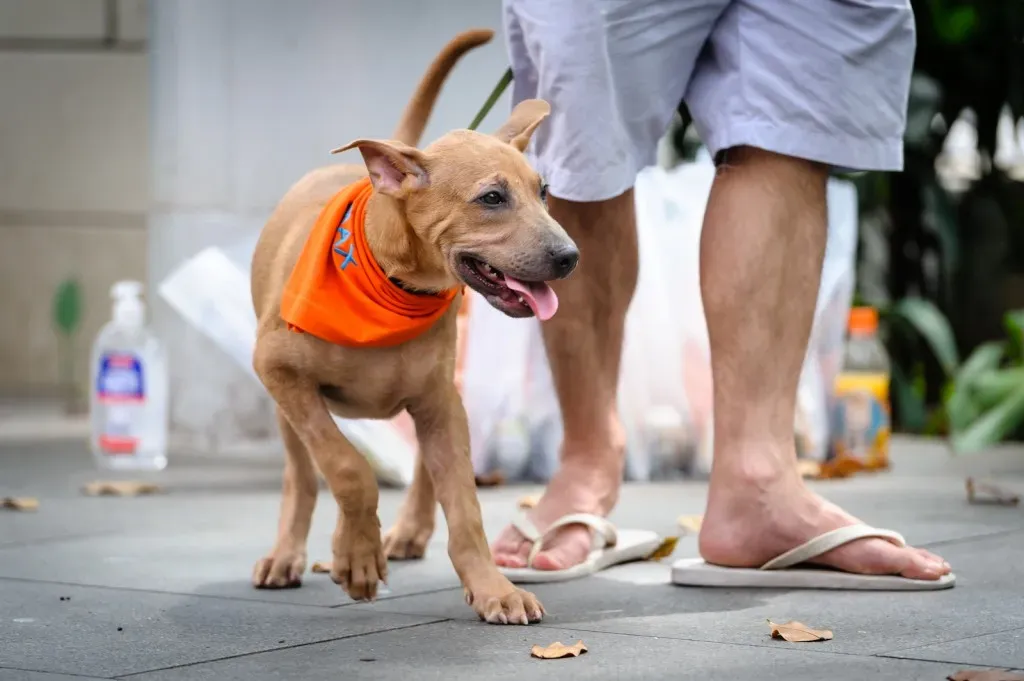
947, 670, 1024, 681
517, 494, 540, 510
82, 481, 161, 497
767, 619, 834, 642
1, 496, 39, 511
646, 536, 679, 561
530, 640, 588, 659
310, 561, 331, 574
677, 514, 703, 535
474, 471, 506, 487
966, 478, 1020, 507
815, 455, 867, 480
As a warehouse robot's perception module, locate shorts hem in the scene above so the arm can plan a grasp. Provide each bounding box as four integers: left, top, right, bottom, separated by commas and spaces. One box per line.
530, 153, 641, 203
702, 121, 906, 173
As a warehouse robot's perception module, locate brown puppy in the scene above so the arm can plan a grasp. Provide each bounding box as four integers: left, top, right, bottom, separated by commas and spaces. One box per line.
249, 30, 577, 625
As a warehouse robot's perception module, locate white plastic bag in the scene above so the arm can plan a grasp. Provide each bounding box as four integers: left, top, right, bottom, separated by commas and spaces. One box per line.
158, 243, 418, 488
461, 152, 859, 480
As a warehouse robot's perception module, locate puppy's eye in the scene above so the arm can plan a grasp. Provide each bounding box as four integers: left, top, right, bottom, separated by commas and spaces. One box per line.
539, 183, 548, 201
478, 191, 506, 207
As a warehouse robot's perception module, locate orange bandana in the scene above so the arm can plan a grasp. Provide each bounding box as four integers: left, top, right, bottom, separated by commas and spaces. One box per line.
281, 177, 459, 347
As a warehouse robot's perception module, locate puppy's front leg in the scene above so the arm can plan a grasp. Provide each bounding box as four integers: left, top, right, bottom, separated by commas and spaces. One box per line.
409, 387, 543, 625
258, 357, 386, 601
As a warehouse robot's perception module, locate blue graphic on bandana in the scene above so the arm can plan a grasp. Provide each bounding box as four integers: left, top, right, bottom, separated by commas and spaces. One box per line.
333, 203, 358, 270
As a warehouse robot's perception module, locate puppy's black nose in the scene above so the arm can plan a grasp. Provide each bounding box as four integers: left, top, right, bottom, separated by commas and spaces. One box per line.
550, 245, 580, 278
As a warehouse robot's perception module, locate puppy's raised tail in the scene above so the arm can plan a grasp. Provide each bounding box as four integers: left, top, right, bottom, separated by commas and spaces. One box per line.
391, 29, 495, 147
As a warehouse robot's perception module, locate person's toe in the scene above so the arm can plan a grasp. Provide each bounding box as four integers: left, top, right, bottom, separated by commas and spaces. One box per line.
528, 528, 593, 571
491, 531, 530, 568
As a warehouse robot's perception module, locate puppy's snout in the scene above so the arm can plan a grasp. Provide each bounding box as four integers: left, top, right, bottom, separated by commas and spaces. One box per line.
549, 244, 579, 279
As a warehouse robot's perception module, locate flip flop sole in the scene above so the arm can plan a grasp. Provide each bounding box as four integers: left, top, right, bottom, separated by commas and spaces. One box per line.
671, 558, 956, 591
500, 530, 663, 584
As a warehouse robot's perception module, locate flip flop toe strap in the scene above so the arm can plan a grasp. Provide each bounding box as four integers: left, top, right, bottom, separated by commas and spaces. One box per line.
513, 512, 618, 570
760, 524, 907, 571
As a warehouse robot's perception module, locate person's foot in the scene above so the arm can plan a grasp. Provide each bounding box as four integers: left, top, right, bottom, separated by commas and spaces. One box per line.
699, 466, 951, 580
491, 458, 621, 571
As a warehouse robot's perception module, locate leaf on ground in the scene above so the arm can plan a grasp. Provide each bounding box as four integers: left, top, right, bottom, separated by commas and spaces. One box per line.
677, 514, 703, 535
646, 536, 679, 561
82, 481, 161, 497
767, 620, 834, 642
815, 454, 868, 480
310, 561, 331, 574
1, 496, 39, 511
797, 459, 822, 479
474, 471, 506, 487
966, 478, 1020, 506
517, 494, 540, 510
948, 670, 1024, 681
530, 640, 588, 659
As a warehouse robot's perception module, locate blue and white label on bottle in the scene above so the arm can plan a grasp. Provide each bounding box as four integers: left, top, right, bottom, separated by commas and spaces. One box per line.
97, 353, 146, 403
97, 353, 145, 455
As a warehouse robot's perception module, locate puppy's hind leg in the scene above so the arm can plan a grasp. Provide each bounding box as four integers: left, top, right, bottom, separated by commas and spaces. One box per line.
253, 407, 319, 589
384, 447, 437, 560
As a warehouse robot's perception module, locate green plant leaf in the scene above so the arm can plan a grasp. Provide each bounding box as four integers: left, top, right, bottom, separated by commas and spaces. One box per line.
884, 297, 960, 377
52, 279, 82, 336
972, 367, 1024, 411
891, 360, 928, 433
952, 384, 1024, 454
928, 0, 979, 44
953, 341, 1006, 388
1004, 310, 1024, 361
944, 341, 1007, 433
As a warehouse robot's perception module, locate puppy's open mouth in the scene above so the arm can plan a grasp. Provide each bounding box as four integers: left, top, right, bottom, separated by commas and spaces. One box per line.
456, 255, 559, 320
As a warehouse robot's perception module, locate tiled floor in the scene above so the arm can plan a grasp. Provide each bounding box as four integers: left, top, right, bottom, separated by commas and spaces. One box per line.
1, 437, 1022, 680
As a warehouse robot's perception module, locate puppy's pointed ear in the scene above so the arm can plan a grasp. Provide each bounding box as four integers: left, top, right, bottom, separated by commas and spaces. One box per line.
331, 139, 429, 197
493, 99, 550, 152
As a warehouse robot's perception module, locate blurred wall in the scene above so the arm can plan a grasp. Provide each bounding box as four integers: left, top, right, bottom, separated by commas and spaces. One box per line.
149, 1, 513, 452
0, 0, 148, 400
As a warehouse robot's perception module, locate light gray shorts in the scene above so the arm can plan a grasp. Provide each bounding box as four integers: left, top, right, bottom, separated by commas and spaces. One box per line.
503, 0, 917, 202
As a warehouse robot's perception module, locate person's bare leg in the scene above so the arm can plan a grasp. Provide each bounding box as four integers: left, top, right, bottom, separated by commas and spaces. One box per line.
492, 190, 637, 569
697, 147, 950, 578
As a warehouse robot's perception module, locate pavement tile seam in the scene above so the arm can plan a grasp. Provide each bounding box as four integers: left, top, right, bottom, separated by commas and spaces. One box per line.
875, 624, 1024, 658
873, 654, 1024, 672
0, 666, 113, 680
0, 576, 342, 609
111, 618, 449, 679
919, 526, 1024, 549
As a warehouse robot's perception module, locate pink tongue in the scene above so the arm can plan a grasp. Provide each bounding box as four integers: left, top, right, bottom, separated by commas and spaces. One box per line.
504, 277, 559, 321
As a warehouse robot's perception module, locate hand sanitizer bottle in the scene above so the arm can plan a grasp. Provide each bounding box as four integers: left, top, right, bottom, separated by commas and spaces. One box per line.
89, 280, 169, 471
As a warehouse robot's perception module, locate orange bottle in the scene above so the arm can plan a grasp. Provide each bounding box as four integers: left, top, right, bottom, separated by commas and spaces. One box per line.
831, 307, 891, 470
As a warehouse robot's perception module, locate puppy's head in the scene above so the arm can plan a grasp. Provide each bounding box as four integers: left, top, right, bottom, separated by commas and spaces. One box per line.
333, 99, 578, 321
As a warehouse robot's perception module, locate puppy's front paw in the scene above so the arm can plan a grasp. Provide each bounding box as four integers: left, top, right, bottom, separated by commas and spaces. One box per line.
465, 578, 544, 625
383, 519, 434, 560
331, 516, 387, 601
252, 549, 306, 589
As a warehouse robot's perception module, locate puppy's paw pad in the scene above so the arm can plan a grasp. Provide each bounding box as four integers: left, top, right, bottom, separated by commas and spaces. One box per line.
383, 523, 433, 561
473, 588, 544, 625
251, 553, 306, 589
331, 536, 387, 601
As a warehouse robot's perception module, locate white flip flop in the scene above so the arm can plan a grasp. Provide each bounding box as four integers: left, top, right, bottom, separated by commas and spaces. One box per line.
671, 524, 956, 591
498, 512, 664, 584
